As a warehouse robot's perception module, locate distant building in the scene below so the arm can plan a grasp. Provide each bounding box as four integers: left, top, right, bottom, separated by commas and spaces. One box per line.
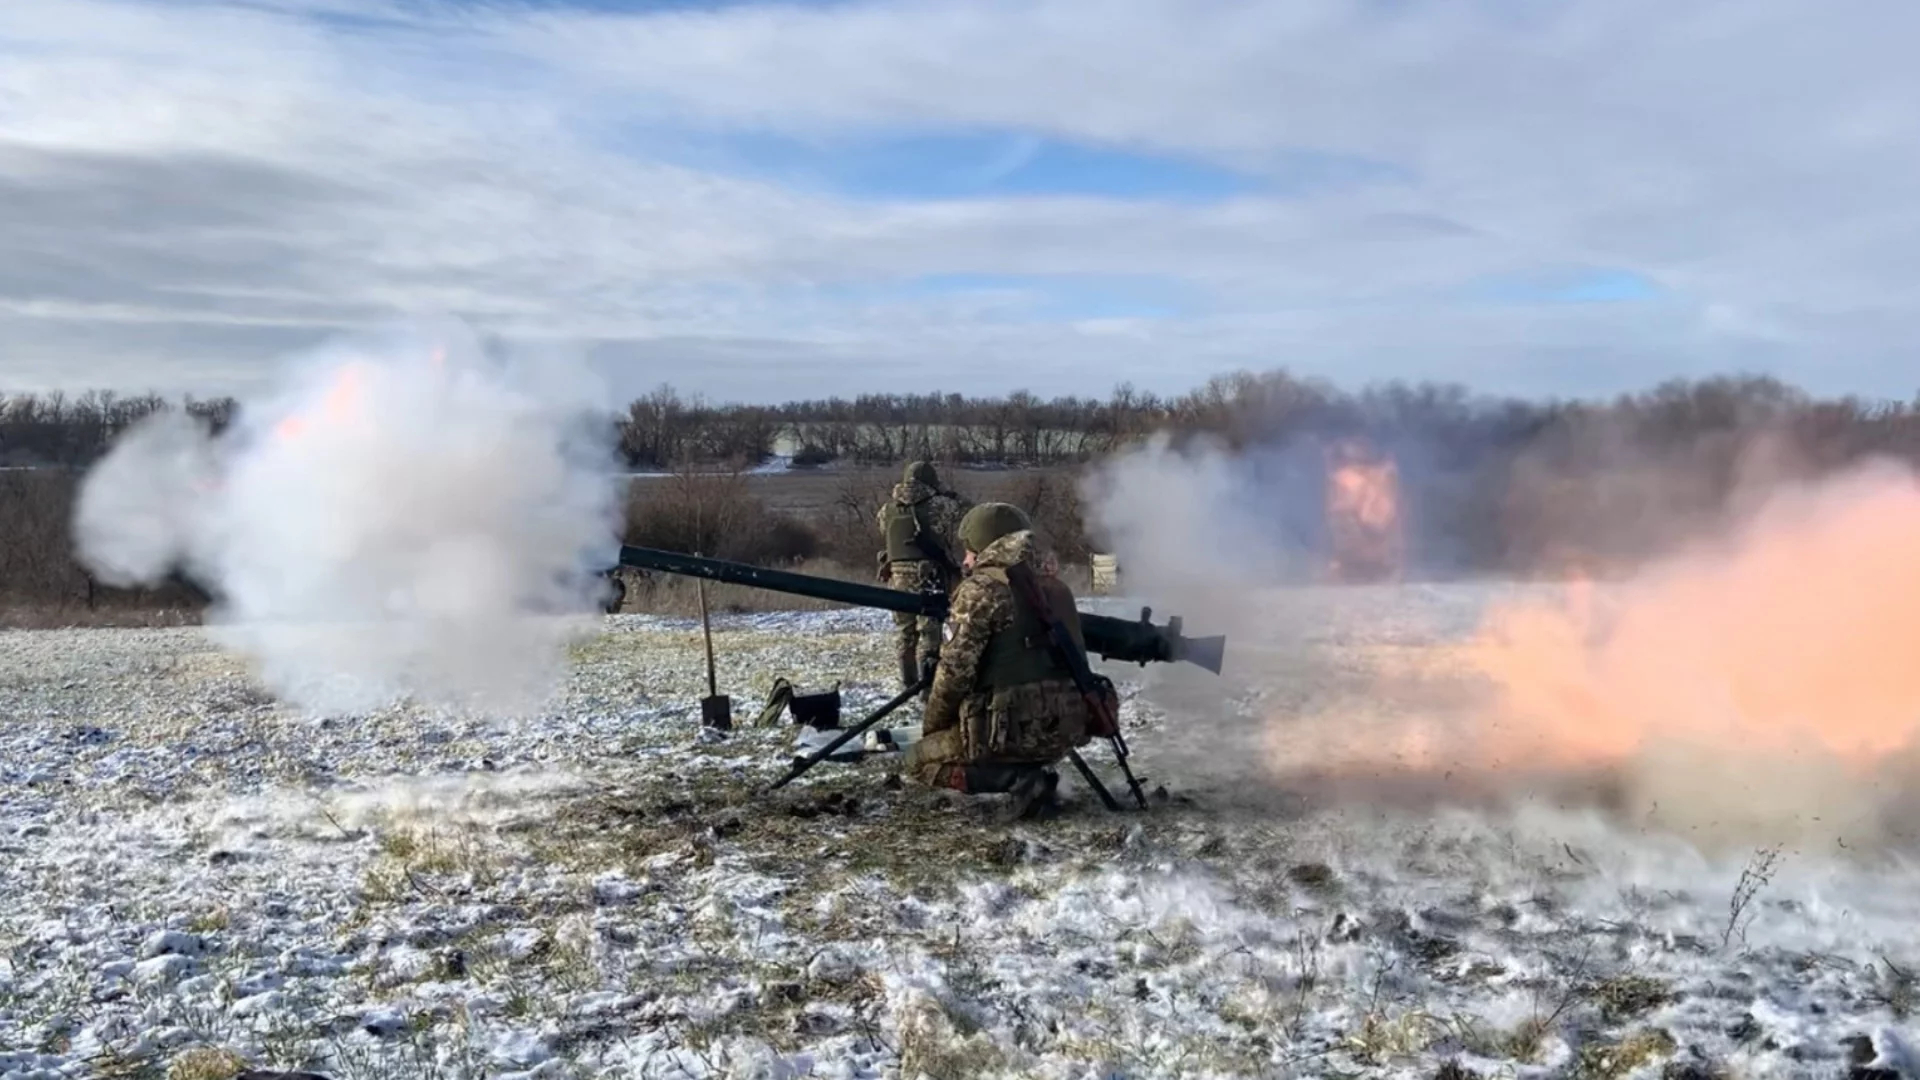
1091, 553, 1120, 595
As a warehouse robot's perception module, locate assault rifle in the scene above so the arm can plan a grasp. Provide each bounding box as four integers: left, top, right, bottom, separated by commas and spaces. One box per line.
612, 545, 1227, 806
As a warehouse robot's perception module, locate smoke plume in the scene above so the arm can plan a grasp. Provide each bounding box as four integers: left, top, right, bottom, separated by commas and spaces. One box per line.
72, 320, 623, 716
1082, 426, 1920, 851
1081, 431, 1319, 624
1078, 431, 1338, 794
1460, 457, 1920, 847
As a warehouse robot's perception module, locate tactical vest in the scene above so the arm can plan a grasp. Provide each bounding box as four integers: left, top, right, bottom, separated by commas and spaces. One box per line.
883, 498, 942, 563
972, 569, 1083, 689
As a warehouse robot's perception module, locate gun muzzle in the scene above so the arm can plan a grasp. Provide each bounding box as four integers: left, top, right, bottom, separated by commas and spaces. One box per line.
1174, 633, 1228, 676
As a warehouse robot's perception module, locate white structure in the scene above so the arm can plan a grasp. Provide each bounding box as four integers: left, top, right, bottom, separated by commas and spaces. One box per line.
1090, 553, 1120, 595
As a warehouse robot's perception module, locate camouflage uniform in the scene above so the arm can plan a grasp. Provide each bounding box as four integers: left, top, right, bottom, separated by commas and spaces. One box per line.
875, 461, 969, 691
901, 503, 1094, 811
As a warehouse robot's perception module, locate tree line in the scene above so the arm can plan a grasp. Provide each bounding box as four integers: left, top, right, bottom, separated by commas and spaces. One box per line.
7, 368, 1920, 622
610, 369, 1920, 578
0, 390, 236, 468
13, 371, 1919, 473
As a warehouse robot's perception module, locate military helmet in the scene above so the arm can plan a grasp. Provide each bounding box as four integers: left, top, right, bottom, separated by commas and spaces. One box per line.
959, 501, 1031, 553
903, 460, 939, 487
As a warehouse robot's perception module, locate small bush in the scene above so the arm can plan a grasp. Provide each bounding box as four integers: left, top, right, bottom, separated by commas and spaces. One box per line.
0, 470, 208, 625
812, 473, 896, 567
616, 558, 870, 616
622, 466, 822, 565
791, 444, 836, 468
1004, 469, 1094, 563
165, 1046, 248, 1080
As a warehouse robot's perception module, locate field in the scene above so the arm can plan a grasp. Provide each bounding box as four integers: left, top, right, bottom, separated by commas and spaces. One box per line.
2, 584, 1918, 1080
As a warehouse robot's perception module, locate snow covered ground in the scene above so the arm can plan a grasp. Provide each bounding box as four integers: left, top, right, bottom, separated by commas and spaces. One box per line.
2, 583, 1918, 1079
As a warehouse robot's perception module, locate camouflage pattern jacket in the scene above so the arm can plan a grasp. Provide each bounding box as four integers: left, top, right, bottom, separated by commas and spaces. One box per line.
874, 479, 968, 572
922, 529, 1092, 764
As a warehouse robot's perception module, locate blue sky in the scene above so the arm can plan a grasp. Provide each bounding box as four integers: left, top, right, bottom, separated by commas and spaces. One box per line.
1, 0, 1917, 403
1466, 269, 1666, 306
641, 129, 1270, 202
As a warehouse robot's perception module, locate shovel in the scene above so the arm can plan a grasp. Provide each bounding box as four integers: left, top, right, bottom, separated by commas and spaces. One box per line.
696, 575, 731, 731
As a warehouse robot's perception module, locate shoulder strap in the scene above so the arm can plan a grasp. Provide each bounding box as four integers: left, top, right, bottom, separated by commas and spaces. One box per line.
1003, 561, 1147, 809
1003, 562, 1112, 733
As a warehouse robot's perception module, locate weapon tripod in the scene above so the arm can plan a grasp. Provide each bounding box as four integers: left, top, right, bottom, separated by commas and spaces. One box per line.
766, 674, 1148, 812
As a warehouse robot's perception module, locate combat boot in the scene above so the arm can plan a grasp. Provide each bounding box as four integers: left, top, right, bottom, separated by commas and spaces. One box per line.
1003, 767, 1061, 822
897, 652, 918, 694
948, 764, 1060, 821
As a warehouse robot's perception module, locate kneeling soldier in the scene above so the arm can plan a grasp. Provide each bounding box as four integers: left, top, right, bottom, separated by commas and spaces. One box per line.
900, 502, 1093, 819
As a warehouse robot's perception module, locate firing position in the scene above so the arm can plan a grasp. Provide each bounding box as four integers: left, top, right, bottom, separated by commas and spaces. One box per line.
874, 460, 970, 692
899, 502, 1096, 819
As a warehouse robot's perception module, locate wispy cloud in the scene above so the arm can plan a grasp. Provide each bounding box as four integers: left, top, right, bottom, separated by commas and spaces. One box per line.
1, 0, 1916, 403
630, 128, 1277, 202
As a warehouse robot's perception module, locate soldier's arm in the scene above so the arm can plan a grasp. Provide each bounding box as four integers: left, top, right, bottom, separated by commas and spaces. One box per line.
935, 497, 970, 556
922, 580, 1007, 734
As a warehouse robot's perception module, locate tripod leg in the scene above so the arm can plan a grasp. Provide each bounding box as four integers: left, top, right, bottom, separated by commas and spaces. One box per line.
1065, 749, 1123, 812
766, 676, 927, 791
1100, 729, 1151, 809
1111, 750, 1150, 809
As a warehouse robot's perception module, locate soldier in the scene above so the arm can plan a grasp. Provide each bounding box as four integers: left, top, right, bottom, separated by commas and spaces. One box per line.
898, 502, 1096, 819
874, 460, 969, 692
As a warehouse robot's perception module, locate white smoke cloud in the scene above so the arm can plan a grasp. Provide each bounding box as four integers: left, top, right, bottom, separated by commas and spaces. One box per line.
1075, 433, 1324, 798
70, 406, 221, 587
71, 319, 624, 716
1081, 431, 1321, 633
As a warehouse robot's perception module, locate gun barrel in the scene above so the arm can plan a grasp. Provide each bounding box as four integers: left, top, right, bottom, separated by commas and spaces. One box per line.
615, 545, 945, 619
611, 544, 1225, 675
1081, 611, 1226, 674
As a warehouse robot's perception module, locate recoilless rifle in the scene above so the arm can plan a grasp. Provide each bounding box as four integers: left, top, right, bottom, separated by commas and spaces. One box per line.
612, 545, 1228, 809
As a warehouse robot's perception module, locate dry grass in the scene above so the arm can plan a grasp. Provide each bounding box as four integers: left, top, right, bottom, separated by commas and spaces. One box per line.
0, 604, 204, 630
550, 768, 1044, 903
357, 817, 509, 908
1572, 1027, 1679, 1079
164, 1046, 249, 1080
1591, 973, 1674, 1023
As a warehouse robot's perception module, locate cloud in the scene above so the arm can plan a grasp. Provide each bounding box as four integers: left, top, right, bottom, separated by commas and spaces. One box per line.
2, 0, 1918, 402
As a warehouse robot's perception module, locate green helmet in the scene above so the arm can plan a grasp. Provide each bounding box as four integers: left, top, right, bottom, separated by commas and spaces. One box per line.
959, 502, 1031, 553
903, 460, 939, 487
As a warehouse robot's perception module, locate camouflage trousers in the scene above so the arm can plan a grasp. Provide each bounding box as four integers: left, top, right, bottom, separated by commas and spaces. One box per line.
901, 728, 1055, 793
886, 560, 947, 690
900, 726, 970, 787
901, 680, 1091, 787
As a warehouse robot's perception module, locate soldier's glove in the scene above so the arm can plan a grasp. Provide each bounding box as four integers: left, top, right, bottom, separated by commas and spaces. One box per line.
875, 554, 890, 582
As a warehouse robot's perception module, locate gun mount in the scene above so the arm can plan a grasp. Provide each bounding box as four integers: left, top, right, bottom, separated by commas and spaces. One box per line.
613, 545, 1226, 675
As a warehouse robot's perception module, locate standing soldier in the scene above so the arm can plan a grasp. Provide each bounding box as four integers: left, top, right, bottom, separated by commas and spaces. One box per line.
875, 460, 969, 692
898, 502, 1097, 820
